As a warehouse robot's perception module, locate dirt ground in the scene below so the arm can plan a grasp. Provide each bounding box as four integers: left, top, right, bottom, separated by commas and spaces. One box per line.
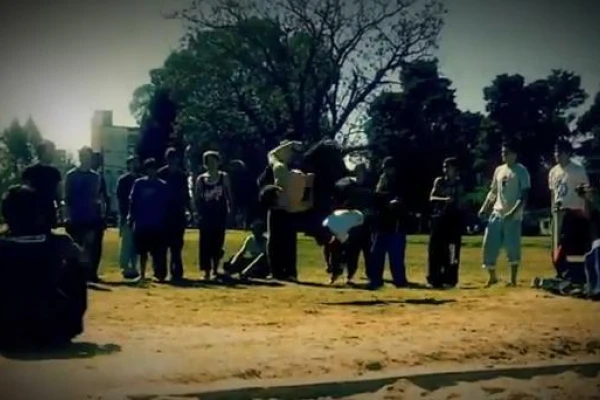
0, 232, 599, 399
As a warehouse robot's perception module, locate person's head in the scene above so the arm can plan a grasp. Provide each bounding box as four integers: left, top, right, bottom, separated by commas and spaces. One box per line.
250, 220, 266, 237
126, 155, 139, 173
143, 158, 158, 178
1, 185, 46, 235
78, 146, 94, 169
443, 157, 458, 179
554, 140, 573, 166
259, 185, 282, 210
203, 151, 221, 173
91, 152, 102, 170
501, 141, 518, 165
165, 147, 179, 168
36, 140, 55, 164
381, 156, 395, 176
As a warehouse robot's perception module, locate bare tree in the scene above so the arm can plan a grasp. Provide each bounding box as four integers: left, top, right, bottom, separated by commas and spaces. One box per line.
168, 0, 445, 145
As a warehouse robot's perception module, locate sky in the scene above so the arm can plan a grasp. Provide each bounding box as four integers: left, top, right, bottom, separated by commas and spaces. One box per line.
0, 0, 598, 153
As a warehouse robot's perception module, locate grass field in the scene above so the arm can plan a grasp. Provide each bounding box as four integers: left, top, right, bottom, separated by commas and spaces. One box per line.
1, 229, 600, 399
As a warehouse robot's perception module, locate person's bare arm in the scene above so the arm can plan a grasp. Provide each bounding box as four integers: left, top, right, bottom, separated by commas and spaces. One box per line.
223, 172, 234, 213
505, 168, 531, 219
478, 169, 499, 216
430, 177, 451, 202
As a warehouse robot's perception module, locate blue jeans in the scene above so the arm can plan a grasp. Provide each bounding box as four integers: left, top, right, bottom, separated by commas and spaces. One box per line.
370, 232, 407, 286
119, 221, 138, 275
482, 212, 522, 269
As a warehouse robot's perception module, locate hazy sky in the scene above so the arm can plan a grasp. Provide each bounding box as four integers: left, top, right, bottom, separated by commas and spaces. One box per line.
0, 0, 598, 152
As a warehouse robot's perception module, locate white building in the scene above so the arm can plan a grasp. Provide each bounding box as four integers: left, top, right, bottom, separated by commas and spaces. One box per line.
91, 110, 139, 213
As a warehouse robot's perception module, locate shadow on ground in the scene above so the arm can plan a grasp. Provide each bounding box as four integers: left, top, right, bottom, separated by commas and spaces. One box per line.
126, 362, 600, 400
321, 298, 456, 306
1, 342, 121, 361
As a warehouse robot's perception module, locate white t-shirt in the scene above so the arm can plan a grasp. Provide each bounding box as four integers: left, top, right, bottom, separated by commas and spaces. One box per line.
489, 163, 531, 220
322, 209, 364, 243
548, 161, 589, 211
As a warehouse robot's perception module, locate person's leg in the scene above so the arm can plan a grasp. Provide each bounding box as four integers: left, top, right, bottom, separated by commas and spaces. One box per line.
212, 221, 227, 275
443, 229, 462, 287
284, 212, 298, 280
427, 217, 446, 288
227, 257, 250, 275
241, 254, 270, 278
389, 231, 408, 287
327, 238, 344, 284
482, 213, 503, 286
169, 223, 185, 280
268, 210, 293, 280
360, 224, 373, 282
199, 224, 213, 279
119, 222, 131, 276
150, 232, 168, 282
504, 218, 523, 286
89, 226, 104, 281
345, 229, 362, 283
369, 232, 387, 288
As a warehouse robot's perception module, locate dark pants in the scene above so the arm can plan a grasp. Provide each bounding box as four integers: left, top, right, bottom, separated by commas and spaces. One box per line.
65, 222, 99, 281
199, 220, 227, 273
224, 254, 269, 278
346, 224, 372, 281
554, 210, 591, 284
370, 231, 407, 287
166, 219, 186, 280
427, 215, 462, 288
90, 226, 105, 279
325, 238, 350, 278
134, 229, 168, 280
267, 209, 298, 280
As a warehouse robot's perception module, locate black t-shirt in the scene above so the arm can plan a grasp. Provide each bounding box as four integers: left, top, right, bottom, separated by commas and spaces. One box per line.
22, 163, 62, 212
157, 166, 190, 213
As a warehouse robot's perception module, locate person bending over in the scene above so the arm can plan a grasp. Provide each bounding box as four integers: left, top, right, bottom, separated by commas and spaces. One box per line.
322, 185, 365, 285
223, 220, 269, 279
0, 185, 88, 350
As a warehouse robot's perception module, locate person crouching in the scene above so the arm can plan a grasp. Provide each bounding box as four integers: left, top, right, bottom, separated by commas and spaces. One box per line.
223, 220, 269, 279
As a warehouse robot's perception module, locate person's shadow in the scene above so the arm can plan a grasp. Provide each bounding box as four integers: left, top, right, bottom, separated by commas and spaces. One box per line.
0, 342, 121, 361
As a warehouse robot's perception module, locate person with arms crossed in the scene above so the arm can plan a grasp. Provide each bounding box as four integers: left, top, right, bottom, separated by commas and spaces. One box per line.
116, 155, 141, 279
428, 157, 466, 289
478, 142, 531, 287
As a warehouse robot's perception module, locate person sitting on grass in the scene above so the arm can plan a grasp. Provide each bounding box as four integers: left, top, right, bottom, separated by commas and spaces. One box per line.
223, 220, 269, 280
322, 182, 365, 285
0, 185, 88, 350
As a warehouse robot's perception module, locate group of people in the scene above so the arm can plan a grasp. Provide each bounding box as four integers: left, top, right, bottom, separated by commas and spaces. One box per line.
1, 135, 599, 348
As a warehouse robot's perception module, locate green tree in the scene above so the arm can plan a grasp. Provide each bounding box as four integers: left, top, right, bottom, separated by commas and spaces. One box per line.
364, 59, 463, 212
163, 0, 445, 144
482, 70, 587, 207
577, 88, 600, 185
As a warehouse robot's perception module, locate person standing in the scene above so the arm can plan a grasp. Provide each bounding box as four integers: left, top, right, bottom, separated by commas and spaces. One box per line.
21, 140, 62, 231
427, 157, 466, 288
158, 147, 193, 281
194, 151, 233, 280
478, 142, 531, 287
90, 152, 110, 281
370, 157, 409, 289
548, 140, 590, 275
116, 156, 140, 279
128, 158, 169, 282
64, 147, 103, 282
265, 140, 306, 281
